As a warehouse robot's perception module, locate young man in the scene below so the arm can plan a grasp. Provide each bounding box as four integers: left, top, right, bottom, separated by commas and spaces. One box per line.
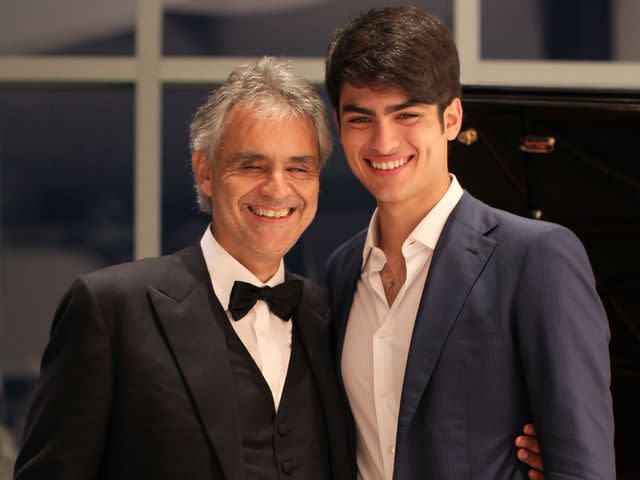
325, 7, 614, 480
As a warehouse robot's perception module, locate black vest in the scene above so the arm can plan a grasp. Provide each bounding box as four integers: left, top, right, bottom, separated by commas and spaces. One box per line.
221, 316, 332, 480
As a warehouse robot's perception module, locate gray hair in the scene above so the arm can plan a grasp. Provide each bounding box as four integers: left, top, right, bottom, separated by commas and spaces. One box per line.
189, 56, 332, 214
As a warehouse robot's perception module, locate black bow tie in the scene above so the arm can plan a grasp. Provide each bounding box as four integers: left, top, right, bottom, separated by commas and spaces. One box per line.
228, 279, 303, 321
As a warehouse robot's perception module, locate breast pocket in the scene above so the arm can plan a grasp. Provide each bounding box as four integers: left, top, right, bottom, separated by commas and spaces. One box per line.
450, 289, 498, 339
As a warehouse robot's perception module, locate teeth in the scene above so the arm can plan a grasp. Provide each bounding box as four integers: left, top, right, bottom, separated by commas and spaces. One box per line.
252, 207, 291, 218
370, 158, 409, 170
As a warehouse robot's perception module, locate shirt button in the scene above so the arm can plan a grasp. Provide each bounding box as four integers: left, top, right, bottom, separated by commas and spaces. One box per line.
278, 423, 290, 436
389, 445, 396, 454
281, 460, 294, 474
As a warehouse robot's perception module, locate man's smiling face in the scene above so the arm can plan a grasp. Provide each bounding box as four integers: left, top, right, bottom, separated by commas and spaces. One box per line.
338, 83, 461, 212
194, 103, 320, 273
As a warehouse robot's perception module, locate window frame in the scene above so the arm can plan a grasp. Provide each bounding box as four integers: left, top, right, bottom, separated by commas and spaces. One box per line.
0, 0, 637, 260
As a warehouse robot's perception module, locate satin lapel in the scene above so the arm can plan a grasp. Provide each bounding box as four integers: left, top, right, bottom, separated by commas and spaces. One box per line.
396, 205, 497, 442
149, 263, 244, 480
292, 276, 351, 479
285, 272, 333, 400
294, 293, 335, 411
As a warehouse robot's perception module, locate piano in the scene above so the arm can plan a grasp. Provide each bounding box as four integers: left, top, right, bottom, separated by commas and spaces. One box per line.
452, 86, 640, 478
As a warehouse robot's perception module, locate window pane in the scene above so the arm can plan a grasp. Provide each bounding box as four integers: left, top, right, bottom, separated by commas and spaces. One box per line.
162, 85, 374, 281
163, 0, 452, 56
0, 1, 135, 55
0, 86, 134, 447
482, 0, 640, 61
162, 87, 211, 257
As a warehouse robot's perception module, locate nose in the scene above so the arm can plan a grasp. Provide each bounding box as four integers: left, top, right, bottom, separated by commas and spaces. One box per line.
370, 121, 399, 155
260, 169, 292, 200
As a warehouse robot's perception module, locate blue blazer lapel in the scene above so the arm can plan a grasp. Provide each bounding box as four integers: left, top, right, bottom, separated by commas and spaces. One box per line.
326, 233, 365, 473
396, 193, 498, 443
329, 235, 366, 373
148, 246, 244, 480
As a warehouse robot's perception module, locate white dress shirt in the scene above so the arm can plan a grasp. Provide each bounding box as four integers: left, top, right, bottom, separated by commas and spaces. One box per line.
342, 176, 464, 480
200, 227, 292, 411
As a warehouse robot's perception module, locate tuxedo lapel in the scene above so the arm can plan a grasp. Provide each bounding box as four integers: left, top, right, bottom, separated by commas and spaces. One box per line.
294, 286, 335, 415
396, 194, 497, 442
287, 272, 336, 421
291, 274, 352, 480
290, 278, 327, 380
149, 246, 244, 480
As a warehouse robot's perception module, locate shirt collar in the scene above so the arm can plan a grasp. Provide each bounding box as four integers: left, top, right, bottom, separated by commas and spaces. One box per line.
200, 226, 285, 310
361, 174, 464, 270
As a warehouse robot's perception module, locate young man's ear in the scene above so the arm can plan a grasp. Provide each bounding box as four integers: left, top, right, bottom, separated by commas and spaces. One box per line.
443, 97, 463, 141
192, 151, 214, 197
333, 109, 341, 136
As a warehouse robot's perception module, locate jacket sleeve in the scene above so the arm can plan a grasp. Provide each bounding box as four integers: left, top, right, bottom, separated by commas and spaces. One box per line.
514, 225, 615, 479
14, 276, 113, 479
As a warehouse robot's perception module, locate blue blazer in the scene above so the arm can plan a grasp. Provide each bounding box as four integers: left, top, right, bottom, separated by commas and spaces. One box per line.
327, 192, 615, 479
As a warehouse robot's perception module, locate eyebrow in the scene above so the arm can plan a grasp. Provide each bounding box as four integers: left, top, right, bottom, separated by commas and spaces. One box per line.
229, 151, 267, 163
341, 100, 422, 116
229, 152, 316, 164
290, 155, 316, 164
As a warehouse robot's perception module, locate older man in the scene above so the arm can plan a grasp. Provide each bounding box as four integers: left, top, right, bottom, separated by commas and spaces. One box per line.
14, 57, 351, 480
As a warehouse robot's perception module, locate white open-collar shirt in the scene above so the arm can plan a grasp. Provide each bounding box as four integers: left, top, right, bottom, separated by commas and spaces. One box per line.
200, 227, 292, 411
342, 176, 463, 480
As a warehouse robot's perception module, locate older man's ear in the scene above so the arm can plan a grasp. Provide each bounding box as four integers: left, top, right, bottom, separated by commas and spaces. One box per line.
192, 151, 213, 197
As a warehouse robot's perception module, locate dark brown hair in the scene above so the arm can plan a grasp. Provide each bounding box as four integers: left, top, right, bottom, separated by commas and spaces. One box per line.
325, 6, 461, 117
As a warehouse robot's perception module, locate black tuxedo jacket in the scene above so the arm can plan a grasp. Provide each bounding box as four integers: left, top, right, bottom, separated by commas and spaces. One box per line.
15, 245, 352, 479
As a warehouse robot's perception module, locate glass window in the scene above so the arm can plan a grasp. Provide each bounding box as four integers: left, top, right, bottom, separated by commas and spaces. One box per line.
161, 87, 211, 257
0, 86, 134, 445
162, 85, 374, 283
0, 1, 135, 55
482, 0, 640, 61
163, 0, 452, 56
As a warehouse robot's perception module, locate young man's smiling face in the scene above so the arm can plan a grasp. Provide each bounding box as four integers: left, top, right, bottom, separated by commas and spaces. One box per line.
338, 83, 462, 212
193, 103, 320, 277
